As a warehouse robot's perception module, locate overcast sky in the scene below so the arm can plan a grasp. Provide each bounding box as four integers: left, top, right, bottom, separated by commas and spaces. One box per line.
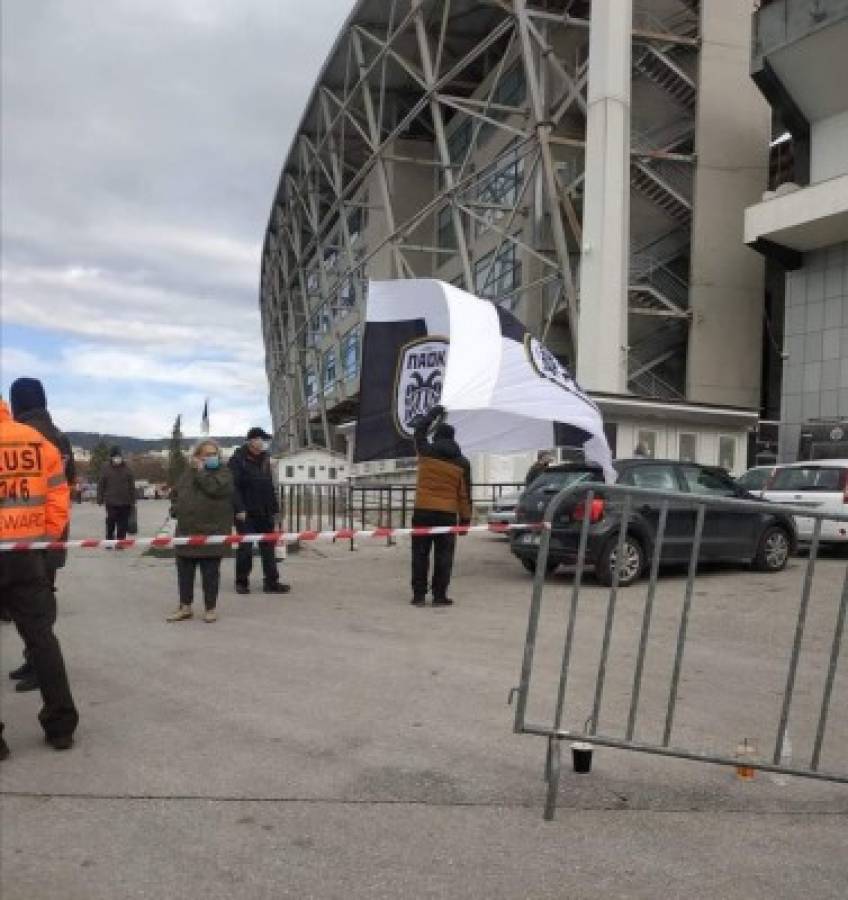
1, 0, 352, 438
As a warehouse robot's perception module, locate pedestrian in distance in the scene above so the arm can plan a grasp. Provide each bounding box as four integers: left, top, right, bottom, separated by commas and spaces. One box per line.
229, 427, 289, 595
97, 445, 136, 545
0, 398, 79, 760
6, 377, 76, 694
166, 440, 234, 624
410, 404, 472, 607
525, 449, 554, 488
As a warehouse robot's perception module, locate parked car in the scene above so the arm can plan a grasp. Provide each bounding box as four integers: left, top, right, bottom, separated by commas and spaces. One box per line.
511, 459, 797, 586
762, 459, 848, 544
487, 493, 521, 528
735, 464, 779, 497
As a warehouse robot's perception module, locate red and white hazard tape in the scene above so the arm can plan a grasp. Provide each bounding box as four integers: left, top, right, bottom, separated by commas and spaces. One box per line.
0, 522, 546, 553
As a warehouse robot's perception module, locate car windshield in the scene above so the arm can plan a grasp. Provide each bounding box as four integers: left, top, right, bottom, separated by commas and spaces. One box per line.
738, 468, 770, 490
770, 467, 845, 492
527, 469, 601, 493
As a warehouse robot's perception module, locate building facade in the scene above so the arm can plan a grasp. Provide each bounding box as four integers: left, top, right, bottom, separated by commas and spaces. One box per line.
261, 0, 769, 472
746, 0, 848, 462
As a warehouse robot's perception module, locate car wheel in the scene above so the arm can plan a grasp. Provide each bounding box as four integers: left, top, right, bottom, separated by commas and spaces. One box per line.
753, 526, 791, 572
595, 534, 644, 587
520, 557, 559, 576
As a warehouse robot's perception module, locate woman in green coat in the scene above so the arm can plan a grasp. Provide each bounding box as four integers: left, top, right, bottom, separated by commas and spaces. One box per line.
166, 440, 234, 623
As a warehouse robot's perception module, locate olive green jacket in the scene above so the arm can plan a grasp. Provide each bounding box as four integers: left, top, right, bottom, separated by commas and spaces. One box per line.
171, 468, 234, 558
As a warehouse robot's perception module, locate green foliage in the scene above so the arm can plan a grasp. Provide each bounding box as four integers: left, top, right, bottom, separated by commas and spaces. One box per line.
88, 441, 110, 481
167, 415, 188, 486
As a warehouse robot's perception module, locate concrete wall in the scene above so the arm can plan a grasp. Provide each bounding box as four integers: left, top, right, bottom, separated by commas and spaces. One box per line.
779, 241, 848, 461
811, 109, 848, 183
686, 0, 771, 408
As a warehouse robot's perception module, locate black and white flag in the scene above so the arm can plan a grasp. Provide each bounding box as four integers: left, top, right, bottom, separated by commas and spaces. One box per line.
354, 279, 613, 480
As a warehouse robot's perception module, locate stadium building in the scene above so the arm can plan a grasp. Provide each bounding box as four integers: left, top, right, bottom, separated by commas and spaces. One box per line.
261, 1, 772, 477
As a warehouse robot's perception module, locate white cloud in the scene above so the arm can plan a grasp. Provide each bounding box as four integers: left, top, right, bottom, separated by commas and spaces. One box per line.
0, 0, 352, 435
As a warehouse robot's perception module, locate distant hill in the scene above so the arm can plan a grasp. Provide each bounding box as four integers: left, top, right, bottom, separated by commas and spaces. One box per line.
66, 433, 244, 453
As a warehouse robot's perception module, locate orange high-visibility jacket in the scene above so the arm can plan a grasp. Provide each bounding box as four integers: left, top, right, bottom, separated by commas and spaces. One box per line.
0, 399, 70, 541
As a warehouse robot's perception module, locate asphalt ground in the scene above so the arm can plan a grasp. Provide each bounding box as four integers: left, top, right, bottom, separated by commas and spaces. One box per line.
1, 499, 846, 899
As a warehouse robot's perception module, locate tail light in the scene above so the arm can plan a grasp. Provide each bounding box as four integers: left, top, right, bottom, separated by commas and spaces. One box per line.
573, 498, 605, 523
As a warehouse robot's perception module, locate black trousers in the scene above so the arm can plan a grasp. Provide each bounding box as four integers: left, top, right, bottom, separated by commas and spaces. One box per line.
411, 510, 457, 601
176, 556, 221, 609
0, 552, 78, 740
234, 513, 280, 587
105, 505, 132, 540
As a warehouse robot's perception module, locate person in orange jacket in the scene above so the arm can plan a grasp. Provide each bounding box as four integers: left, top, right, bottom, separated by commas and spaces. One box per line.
0, 398, 79, 759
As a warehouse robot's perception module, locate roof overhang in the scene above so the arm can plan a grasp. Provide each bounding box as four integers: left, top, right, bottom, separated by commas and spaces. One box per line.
744, 174, 848, 252
592, 393, 759, 429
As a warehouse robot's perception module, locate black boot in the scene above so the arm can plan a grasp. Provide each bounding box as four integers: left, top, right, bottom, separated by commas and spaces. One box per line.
9, 660, 34, 681
263, 582, 291, 594
235, 583, 250, 595
16, 675, 40, 692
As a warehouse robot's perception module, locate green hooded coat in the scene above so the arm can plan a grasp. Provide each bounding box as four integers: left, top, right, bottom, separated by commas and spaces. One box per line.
172, 467, 234, 558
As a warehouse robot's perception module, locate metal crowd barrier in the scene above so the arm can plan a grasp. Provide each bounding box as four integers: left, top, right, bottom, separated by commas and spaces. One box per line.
279, 481, 524, 546
510, 482, 848, 819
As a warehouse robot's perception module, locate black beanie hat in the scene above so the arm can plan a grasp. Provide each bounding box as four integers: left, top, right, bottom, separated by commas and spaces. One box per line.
10, 377, 47, 418
109, 445, 122, 458
434, 422, 455, 441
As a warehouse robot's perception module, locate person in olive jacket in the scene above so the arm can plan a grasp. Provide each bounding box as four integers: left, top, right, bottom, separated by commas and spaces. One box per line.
166, 440, 234, 623
96, 445, 136, 542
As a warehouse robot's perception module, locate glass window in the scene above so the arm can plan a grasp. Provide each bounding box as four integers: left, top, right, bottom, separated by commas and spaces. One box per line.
524, 468, 602, 493
328, 467, 337, 480
475, 144, 523, 236
285, 466, 294, 478
322, 348, 337, 394
770, 466, 845, 492
478, 66, 526, 145
737, 467, 771, 491
341, 328, 359, 381
678, 433, 697, 463
474, 240, 521, 306
304, 369, 317, 408
337, 277, 356, 320
437, 205, 456, 250
620, 464, 678, 491
308, 466, 316, 479
681, 465, 737, 497
447, 119, 471, 165
718, 436, 736, 472
635, 431, 657, 459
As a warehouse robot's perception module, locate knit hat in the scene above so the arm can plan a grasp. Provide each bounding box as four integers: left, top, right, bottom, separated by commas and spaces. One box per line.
434, 422, 455, 441
109, 445, 122, 458
9, 377, 47, 418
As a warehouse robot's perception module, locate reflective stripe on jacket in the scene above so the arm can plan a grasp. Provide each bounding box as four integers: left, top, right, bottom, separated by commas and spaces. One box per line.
0, 400, 70, 541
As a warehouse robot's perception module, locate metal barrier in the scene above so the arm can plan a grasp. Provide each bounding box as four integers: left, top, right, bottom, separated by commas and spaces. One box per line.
511, 482, 848, 819
279, 481, 524, 541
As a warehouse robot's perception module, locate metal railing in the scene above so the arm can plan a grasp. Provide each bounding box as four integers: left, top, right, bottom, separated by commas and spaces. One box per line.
511, 481, 848, 819
279, 481, 525, 541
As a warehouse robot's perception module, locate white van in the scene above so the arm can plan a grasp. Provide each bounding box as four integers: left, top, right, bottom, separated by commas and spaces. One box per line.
762, 460, 848, 544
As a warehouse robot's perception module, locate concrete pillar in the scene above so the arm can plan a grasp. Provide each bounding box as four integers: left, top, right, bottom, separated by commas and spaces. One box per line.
576, 0, 631, 393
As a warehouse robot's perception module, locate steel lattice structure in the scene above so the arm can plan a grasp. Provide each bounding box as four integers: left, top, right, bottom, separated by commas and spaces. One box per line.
261, 0, 701, 453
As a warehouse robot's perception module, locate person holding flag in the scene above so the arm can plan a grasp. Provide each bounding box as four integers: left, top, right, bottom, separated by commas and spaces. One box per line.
409, 404, 472, 607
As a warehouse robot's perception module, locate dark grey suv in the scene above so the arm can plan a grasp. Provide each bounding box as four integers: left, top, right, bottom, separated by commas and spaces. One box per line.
510, 459, 797, 586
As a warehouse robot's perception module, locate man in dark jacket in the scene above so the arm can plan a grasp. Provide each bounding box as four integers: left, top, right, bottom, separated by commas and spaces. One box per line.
7, 377, 76, 693
97, 446, 136, 542
525, 450, 554, 487
228, 427, 289, 595
410, 405, 472, 607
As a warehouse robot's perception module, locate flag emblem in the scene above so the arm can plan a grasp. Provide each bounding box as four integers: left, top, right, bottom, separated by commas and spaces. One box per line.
394, 337, 449, 436
525, 335, 596, 408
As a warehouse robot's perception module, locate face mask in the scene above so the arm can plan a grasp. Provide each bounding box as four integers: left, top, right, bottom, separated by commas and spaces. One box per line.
111, 456, 123, 465
203, 457, 221, 470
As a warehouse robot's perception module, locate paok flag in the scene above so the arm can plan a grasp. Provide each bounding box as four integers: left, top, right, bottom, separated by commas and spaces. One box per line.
354, 279, 614, 481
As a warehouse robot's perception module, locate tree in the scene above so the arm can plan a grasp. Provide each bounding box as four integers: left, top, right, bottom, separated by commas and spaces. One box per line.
168, 415, 187, 486
88, 441, 110, 482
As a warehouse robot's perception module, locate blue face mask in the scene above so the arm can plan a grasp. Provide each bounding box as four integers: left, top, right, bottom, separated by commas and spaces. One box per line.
203, 457, 221, 470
